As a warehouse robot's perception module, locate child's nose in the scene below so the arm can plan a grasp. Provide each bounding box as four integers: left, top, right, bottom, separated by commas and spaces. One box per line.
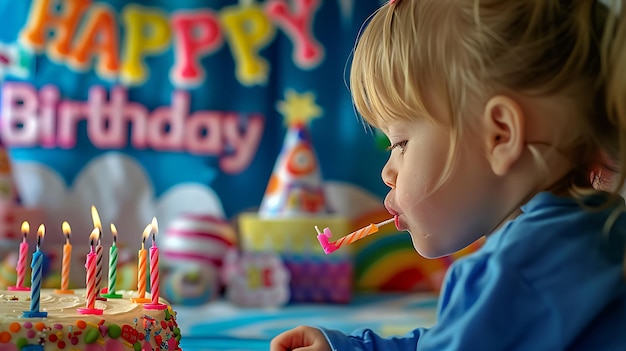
381, 161, 396, 188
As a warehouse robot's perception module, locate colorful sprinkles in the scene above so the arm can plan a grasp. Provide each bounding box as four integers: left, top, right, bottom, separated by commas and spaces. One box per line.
0, 304, 181, 350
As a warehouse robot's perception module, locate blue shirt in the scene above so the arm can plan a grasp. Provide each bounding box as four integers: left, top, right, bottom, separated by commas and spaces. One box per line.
321, 192, 626, 350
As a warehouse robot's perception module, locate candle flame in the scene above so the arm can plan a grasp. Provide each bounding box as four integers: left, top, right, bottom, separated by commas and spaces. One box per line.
89, 227, 100, 243
142, 223, 151, 241
91, 205, 102, 231
37, 224, 45, 239
62, 221, 71, 244
151, 217, 158, 236
21, 221, 29, 235
62, 221, 71, 236
111, 223, 118, 243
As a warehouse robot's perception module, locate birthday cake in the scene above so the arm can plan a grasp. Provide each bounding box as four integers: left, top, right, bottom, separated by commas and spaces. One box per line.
0, 289, 181, 351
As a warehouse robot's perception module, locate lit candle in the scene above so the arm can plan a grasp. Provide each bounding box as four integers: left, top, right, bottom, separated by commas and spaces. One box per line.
77, 228, 103, 315
131, 223, 151, 303
91, 206, 104, 296
102, 223, 122, 298
22, 224, 47, 318
144, 217, 166, 310
9, 221, 31, 291
55, 221, 74, 294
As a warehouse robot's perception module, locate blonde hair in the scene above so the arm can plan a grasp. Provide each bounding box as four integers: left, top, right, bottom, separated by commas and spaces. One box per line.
350, 0, 626, 196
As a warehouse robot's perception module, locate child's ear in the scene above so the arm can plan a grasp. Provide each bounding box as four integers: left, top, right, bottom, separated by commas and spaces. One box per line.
483, 95, 525, 176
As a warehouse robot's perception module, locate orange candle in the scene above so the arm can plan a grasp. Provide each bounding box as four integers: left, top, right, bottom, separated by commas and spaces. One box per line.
55, 221, 74, 294
131, 223, 151, 303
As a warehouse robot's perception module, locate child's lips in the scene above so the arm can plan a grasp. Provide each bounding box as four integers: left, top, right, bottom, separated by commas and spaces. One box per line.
385, 207, 402, 231
394, 215, 407, 231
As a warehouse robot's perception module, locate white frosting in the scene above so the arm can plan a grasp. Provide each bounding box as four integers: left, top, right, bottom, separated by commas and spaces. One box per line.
0, 289, 181, 351
1, 290, 143, 320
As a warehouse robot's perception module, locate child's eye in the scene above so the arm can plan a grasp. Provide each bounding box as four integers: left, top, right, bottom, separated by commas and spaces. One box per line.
386, 140, 408, 153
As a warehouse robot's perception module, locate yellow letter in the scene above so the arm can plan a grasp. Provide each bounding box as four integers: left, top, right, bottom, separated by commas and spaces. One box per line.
120, 4, 171, 85
221, 0, 275, 86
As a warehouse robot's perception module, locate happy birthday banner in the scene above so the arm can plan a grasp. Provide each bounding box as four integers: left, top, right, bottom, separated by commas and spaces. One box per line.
0, 0, 389, 246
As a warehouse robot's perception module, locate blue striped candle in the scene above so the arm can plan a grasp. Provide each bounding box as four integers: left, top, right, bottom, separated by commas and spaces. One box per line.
23, 224, 47, 318
29, 249, 43, 312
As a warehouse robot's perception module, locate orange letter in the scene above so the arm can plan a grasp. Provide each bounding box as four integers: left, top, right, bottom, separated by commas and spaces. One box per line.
20, 0, 90, 59
69, 4, 119, 77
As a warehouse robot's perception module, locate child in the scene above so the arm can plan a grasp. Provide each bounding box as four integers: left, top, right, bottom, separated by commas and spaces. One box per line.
271, 0, 626, 350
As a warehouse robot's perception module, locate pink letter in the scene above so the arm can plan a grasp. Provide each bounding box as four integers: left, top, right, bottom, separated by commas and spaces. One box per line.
185, 111, 223, 155
147, 91, 188, 150
110, 87, 149, 149
86, 86, 126, 148
57, 100, 86, 149
171, 11, 223, 87
39, 85, 59, 147
1, 83, 39, 146
220, 113, 263, 173
266, 0, 324, 68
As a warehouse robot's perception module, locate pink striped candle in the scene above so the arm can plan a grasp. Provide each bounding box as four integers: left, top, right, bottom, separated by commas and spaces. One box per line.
91, 206, 104, 295
85, 246, 96, 306
149, 244, 160, 303
144, 217, 166, 310
77, 228, 103, 315
9, 221, 31, 291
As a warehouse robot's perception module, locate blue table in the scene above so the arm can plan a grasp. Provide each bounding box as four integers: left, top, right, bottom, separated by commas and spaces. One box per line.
176, 293, 438, 351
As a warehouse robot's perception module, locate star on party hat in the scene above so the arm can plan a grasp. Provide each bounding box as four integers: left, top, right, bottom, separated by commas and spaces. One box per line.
259, 89, 328, 218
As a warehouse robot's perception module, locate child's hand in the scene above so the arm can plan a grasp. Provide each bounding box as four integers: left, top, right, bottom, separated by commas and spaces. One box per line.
270, 326, 332, 351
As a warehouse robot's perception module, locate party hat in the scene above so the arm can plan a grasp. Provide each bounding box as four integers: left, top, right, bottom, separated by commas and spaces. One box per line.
259, 89, 328, 218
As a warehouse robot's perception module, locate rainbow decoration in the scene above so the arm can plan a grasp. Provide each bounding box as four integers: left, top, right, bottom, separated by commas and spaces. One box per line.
351, 209, 483, 293
354, 231, 451, 292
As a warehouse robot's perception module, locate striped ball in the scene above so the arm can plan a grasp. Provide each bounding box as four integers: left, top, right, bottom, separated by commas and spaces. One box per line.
162, 214, 236, 269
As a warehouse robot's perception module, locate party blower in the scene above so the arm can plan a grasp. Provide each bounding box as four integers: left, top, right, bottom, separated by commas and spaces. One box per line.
316, 217, 395, 254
